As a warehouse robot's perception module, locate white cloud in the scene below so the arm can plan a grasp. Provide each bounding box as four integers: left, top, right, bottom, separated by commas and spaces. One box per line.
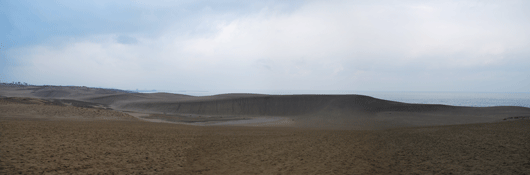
10, 0, 530, 92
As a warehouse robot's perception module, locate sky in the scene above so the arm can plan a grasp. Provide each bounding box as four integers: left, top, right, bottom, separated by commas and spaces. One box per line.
1, 0, 530, 93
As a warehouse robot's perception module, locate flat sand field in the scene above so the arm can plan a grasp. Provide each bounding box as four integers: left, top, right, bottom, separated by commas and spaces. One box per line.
1, 85, 530, 174
2, 117, 529, 174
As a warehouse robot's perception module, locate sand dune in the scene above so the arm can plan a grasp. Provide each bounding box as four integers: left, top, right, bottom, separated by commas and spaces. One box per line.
2, 84, 530, 174
2, 84, 530, 129
0, 97, 136, 121
119, 95, 530, 129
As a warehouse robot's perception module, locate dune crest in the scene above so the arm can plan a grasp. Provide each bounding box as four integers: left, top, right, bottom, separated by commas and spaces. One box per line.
2, 84, 530, 129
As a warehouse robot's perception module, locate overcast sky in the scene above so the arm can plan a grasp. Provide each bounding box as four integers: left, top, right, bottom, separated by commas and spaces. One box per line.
1, 0, 530, 93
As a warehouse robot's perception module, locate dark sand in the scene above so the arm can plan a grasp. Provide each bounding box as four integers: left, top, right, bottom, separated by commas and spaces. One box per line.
1, 85, 530, 174
2, 84, 530, 129
2, 118, 529, 174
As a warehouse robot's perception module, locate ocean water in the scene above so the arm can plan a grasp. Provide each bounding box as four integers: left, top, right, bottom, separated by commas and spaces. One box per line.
157, 90, 530, 108
356, 92, 530, 108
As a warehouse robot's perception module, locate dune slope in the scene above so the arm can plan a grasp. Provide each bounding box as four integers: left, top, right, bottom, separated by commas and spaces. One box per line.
119, 95, 530, 129
2, 84, 530, 129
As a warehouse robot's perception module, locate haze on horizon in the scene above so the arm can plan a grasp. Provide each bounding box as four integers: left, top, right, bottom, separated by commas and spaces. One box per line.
1, 0, 530, 93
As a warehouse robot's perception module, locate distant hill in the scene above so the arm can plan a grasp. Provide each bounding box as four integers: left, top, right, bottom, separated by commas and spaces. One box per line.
2, 83, 530, 129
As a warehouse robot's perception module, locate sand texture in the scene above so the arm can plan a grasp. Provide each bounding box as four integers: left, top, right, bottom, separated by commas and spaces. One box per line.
0, 97, 136, 121
2, 84, 530, 129
1, 119, 529, 174
2, 84, 530, 174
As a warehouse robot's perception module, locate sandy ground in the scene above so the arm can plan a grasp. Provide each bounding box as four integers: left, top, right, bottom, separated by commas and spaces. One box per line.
2, 119, 529, 174
1, 98, 530, 174
0, 97, 136, 121
3, 84, 530, 130
132, 113, 295, 127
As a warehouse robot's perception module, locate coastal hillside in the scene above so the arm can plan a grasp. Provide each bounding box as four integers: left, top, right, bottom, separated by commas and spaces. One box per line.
2, 84, 530, 129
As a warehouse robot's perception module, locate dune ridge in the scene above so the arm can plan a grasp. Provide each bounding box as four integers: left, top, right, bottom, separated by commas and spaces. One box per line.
2, 84, 530, 129
2, 84, 530, 174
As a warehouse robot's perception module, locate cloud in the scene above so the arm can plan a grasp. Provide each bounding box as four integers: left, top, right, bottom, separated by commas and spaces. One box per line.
7, 0, 530, 92
116, 36, 138, 45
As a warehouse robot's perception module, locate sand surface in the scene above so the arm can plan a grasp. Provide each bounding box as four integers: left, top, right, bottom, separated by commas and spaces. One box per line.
2, 117, 529, 174
2, 85, 530, 174
2, 84, 530, 129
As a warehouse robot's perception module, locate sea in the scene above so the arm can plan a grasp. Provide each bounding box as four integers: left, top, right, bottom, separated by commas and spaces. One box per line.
155, 90, 530, 108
